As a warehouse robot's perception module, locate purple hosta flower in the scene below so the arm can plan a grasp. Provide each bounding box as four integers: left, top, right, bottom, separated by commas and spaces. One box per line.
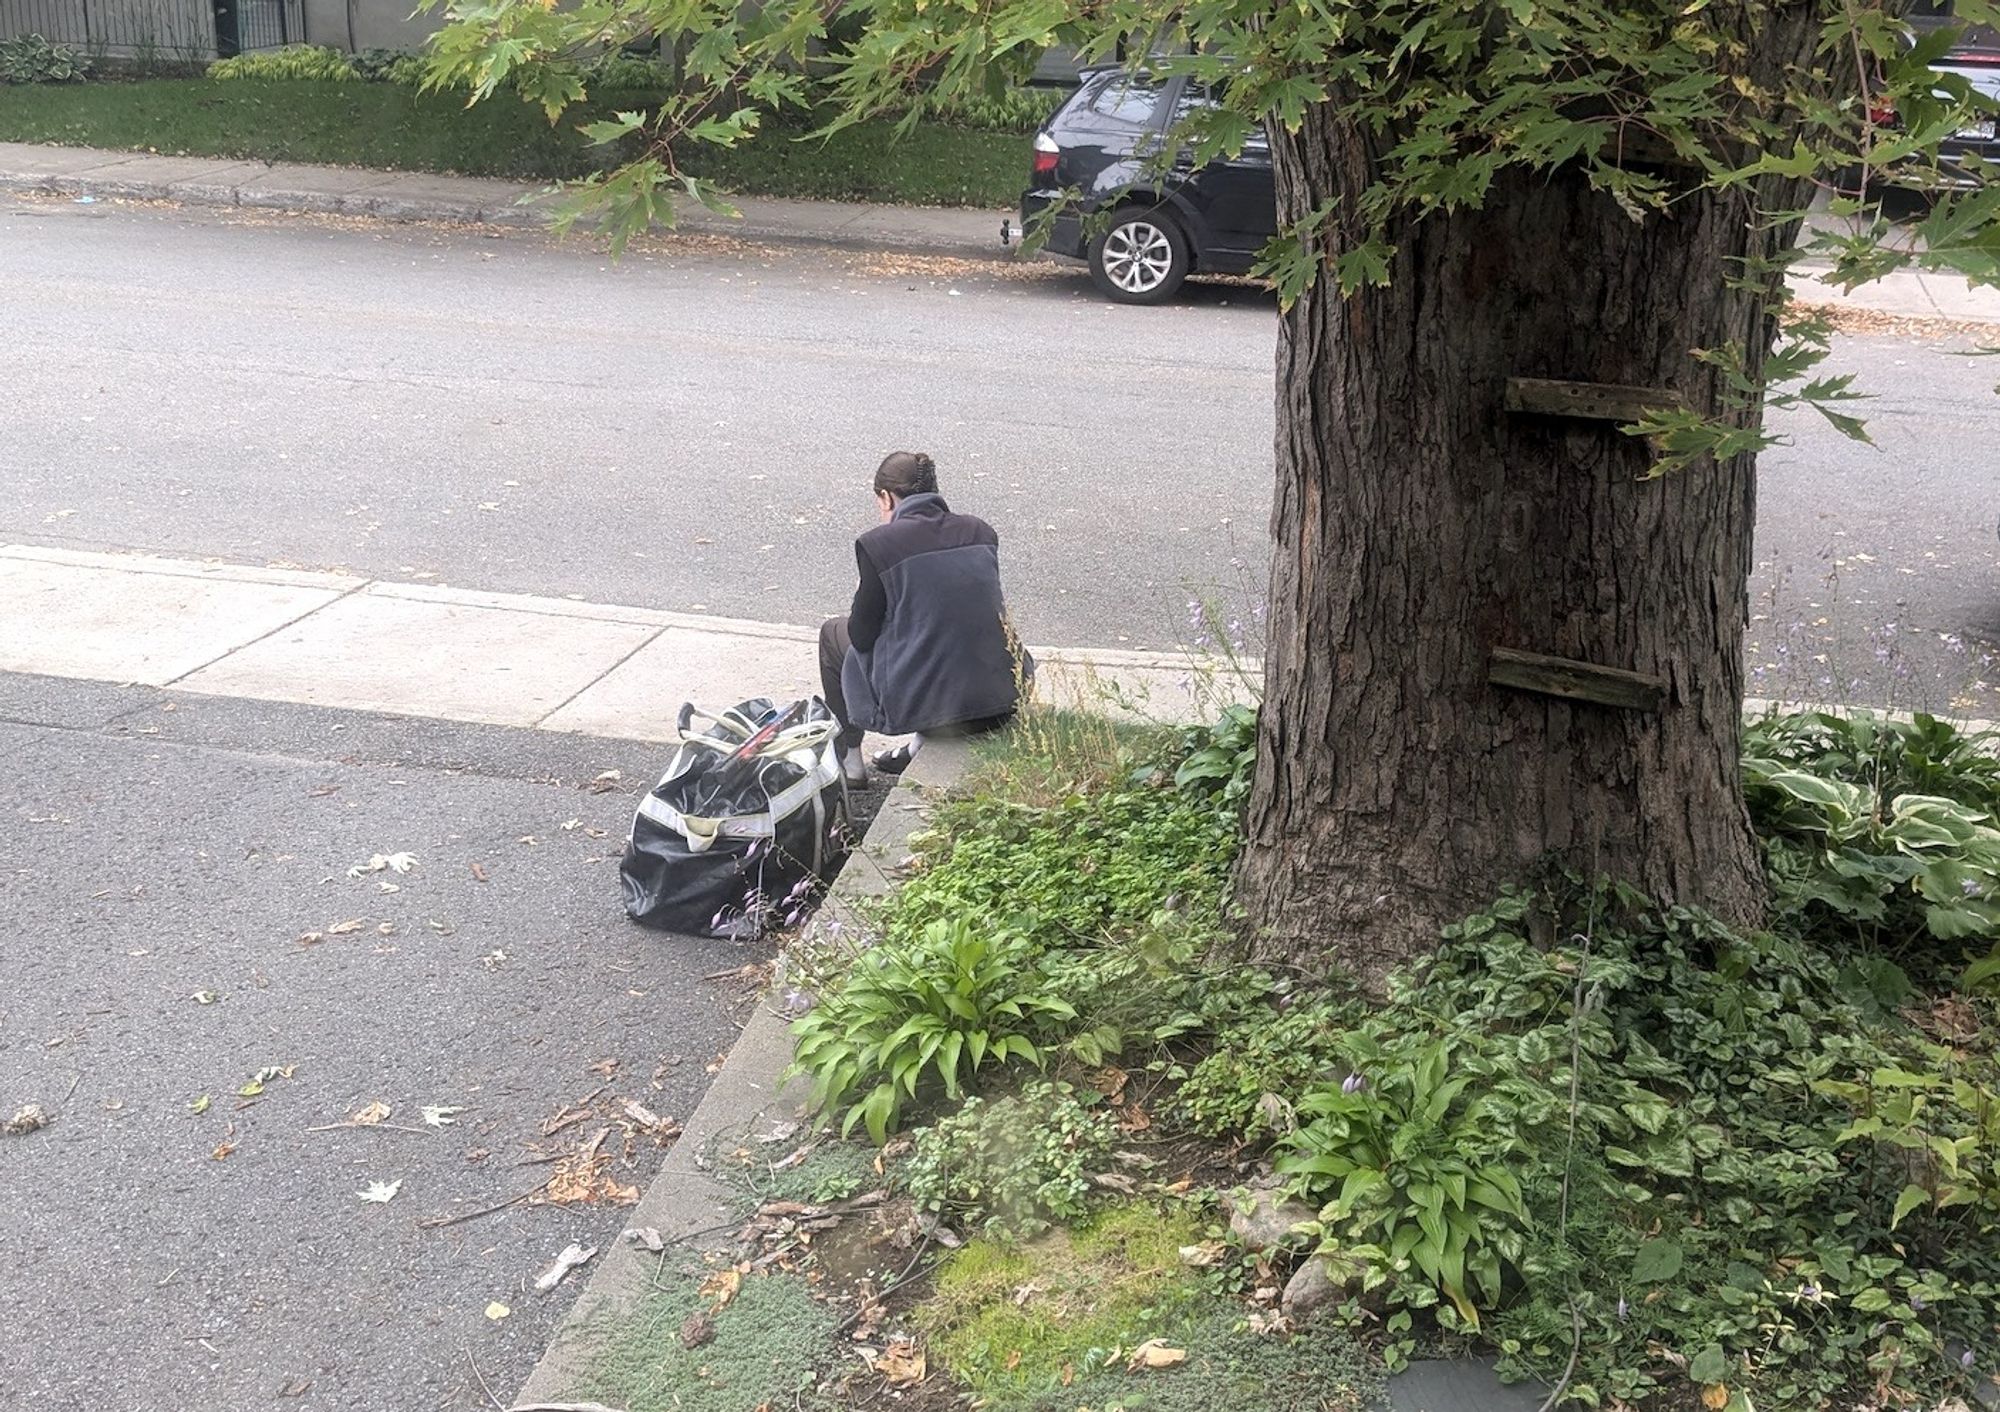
1967, 878, 1985, 897
1800, 1282, 1823, 1303
1251, 601, 1267, 625
781, 986, 815, 1016
1963, 1349, 1977, 1371
1910, 1293, 1928, 1313
784, 908, 805, 929
1186, 598, 1204, 629
1617, 1296, 1629, 1322
711, 907, 733, 931
744, 839, 767, 863
1340, 1073, 1368, 1096
1943, 633, 1967, 656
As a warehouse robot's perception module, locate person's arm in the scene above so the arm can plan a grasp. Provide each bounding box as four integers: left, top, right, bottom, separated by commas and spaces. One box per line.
848, 541, 887, 653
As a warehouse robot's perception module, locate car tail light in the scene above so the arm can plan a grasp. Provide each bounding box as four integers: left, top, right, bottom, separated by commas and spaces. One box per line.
1032, 132, 1060, 180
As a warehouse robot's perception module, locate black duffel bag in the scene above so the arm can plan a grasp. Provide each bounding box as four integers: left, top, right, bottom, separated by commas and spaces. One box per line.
620, 697, 851, 939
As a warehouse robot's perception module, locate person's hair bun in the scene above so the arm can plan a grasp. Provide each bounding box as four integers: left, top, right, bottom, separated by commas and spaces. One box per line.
875, 451, 939, 497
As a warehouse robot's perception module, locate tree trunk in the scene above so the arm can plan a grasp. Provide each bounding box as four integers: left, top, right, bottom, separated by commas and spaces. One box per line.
1239, 31, 1827, 988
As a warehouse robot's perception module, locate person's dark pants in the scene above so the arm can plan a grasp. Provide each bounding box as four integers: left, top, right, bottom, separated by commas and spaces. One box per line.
818, 614, 1016, 757
818, 616, 866, 754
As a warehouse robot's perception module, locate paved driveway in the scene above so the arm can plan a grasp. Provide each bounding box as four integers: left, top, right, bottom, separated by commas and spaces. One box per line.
0, 673, 746, 1412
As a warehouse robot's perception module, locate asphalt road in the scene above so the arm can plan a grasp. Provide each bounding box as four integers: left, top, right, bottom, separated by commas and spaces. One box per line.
0, 673, 751, 1412
2, 194, 1998, 709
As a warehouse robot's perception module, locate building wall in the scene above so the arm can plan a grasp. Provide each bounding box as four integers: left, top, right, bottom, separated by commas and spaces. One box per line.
299, 0, 441, 53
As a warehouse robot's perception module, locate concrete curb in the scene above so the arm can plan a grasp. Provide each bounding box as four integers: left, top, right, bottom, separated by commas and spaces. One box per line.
512, 737, 974, 1404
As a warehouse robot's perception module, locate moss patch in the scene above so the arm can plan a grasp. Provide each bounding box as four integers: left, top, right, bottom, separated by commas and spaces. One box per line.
577, 1269, 836, 1412
915, 1202, 1212, 1404
915, 1201, 1377, 1409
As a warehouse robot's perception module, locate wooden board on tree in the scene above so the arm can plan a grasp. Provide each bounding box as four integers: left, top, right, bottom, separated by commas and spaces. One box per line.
1504, 378, 1689, 423
1488, 647, 1667, 713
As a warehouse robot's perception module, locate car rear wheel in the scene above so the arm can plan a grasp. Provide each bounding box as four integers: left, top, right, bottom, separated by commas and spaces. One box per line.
1088, 207, 1190, 304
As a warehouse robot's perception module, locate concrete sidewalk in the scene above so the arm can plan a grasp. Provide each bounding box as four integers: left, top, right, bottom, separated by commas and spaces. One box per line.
6, 141, 2000, 321
0, 543, 1225, 736
0, 140, 1011, 261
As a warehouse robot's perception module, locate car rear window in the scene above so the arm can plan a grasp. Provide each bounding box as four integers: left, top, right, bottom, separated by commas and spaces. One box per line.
1088, 75, 1166, 124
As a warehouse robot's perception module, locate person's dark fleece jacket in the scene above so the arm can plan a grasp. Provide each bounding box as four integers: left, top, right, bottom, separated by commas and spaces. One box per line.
839, 492, 1024, 734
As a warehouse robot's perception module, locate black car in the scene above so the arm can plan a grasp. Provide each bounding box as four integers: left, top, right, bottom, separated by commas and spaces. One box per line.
1897, 0, 2000, 187
1021, 69, 1275, 304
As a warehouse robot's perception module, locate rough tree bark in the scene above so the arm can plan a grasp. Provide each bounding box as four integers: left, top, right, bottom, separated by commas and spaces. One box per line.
1237, 13, 1829, 988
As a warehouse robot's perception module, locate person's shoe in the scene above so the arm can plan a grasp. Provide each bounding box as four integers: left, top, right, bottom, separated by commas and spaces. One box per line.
839, 750, 870, 787
871, 736, 924, 776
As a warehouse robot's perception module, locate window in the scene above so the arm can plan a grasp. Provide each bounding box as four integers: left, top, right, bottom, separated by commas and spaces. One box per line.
1089, 76, 1165, 124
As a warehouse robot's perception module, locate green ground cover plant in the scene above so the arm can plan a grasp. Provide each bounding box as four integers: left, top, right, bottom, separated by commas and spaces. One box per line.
786, 704, 2000, 1410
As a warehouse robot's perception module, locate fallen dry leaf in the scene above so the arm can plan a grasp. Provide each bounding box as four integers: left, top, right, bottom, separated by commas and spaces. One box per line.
469, 862, 489, 883
534, 1242, 597, 1292
356, 1179, 403, 1204
485, 1301, 511, 1321
422, 1105, 465, 1128
326, 919, 366, 936
1702, 1386, 1730, 1411
869, 1340, 927, 1386
2, 1104, 52, 1136
587, 769, 622, 793
699, 1268, 743, 1310
351, 1101, 391, 1126
1126, 1339, 1188, 1373
211, 1141, 236, 1160
680, 1312, 715, 1349
1178, 1241, 1228, 1268
347, 852, 416, 878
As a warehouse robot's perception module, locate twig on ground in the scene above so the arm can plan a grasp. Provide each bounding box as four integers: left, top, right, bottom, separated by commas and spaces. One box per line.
417, 1175, 555, 1229
306, 1121, 437, 1136
465, 1347, 504, 1412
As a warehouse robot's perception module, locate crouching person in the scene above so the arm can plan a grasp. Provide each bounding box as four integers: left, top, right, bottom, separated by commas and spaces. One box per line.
817, 450, 1028, 782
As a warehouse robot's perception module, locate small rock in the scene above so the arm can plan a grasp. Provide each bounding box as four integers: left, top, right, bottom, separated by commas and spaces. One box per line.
1227, 1182, 1316, 1251
680, 1312, 716, 1349
1282, 1256, 1341, 1319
